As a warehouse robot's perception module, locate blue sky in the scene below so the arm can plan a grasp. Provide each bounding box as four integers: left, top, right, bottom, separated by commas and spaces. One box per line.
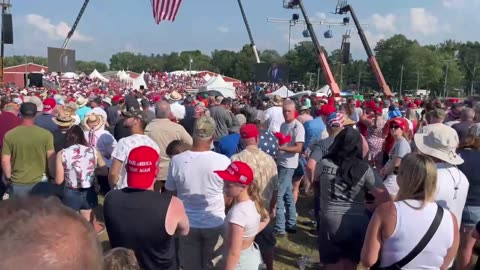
11, 0, 480, 64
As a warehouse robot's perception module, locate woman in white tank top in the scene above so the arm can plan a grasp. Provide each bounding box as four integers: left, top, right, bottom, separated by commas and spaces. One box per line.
361, 153, 459, 269
215, 161, 270, 270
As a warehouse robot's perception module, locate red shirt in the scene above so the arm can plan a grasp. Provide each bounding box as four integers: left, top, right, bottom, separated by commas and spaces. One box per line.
0, 112, 21, 148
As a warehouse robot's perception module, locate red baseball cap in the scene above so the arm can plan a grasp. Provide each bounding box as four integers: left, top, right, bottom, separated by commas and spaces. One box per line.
317, 105, 336, 117
43, 98, 56, 112
240, 124, 259, 139
215, 161, 254, 186
390, 118, 408, 132
126, 146, 159, 189
112, 95, 123, 103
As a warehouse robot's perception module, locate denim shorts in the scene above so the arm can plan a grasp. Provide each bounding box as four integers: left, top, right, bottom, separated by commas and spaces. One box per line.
293, 157, 307, 178
235, 243, 263, 270
61, 187, 98, 211
462, 205, 480, 226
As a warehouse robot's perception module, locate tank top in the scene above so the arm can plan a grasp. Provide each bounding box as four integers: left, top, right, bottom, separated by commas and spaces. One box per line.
62, 144, 97, 189
380, 200, 454, 269
104, 189, 175, 270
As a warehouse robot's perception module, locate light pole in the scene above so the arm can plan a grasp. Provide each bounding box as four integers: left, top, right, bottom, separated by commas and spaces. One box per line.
471, 66, 478, 96
443, 60, 454, 97
399, 64, 404, 97
288, 20, 296, 51
416, 71, 422, 92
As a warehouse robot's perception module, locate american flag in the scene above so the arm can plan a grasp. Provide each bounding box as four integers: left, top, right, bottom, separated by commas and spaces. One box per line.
150, 0, 183, 24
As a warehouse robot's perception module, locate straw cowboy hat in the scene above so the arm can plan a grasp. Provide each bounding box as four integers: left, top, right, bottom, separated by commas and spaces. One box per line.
76, 96, 88, 108
272, 95, 283, 106
52, 109, 75, 128
167, 91, 182, 101
83, 113, 104, 131
414, 124, 464, 165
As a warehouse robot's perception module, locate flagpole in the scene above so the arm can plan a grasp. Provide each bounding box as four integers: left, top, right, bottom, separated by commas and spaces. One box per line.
237, 0, 260, 63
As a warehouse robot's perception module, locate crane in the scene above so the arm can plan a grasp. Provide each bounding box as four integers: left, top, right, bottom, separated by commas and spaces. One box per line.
61, 0, 90, 50
335, 2, 393, 97
286, 0, 341, 96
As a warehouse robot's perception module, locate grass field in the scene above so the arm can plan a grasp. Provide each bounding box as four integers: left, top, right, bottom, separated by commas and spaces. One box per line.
96, 193, 321, 270
95, 194, 480, 270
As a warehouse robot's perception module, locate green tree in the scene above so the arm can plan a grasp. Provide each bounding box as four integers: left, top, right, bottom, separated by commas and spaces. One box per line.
211, 50, 238, 75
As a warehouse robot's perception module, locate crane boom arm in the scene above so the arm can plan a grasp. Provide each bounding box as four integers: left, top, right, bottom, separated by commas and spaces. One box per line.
297, 0, 340, 96
62, 0, 90, 49
340, 4, 392, 97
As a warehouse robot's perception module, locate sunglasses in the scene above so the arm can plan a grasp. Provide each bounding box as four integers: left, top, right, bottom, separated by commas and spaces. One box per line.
390, 125, 401, 130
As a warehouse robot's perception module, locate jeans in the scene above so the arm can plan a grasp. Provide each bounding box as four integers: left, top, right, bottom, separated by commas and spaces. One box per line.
233, 243, 263, 270
179, 225, 224, 270
8, 182, 54, 198
275, 166, 297, 233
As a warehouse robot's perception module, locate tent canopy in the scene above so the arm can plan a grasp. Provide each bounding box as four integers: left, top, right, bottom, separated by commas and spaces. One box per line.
266, 86, 295, 98
132, 72, 146, 90
88, 69, 109, 82
61, 72, 79, 79
198, 75, 235, 98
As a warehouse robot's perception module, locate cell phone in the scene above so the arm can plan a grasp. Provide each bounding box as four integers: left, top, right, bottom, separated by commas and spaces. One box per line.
365, 191, 375, 203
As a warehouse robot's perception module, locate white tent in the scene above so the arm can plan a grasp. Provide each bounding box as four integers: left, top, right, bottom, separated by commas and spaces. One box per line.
198, 75, 235, 98
61, 72, 79, 79
88, 69, 109, 82
132, 72, 147, 90
266, 86, 295, 98
316, 85, 331, 96
291, 90, 312, 99
203, 74, 212, 82
119, 70, 132, 82
116, 70, 122, 77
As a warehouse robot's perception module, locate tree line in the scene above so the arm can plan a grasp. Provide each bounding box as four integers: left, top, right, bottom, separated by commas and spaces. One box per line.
8, 34, 480, 96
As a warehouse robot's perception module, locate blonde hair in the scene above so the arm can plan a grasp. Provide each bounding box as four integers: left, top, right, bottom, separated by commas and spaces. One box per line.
247, 180, 268, 221
405, 108, 418, 121
396, 153, 438, 208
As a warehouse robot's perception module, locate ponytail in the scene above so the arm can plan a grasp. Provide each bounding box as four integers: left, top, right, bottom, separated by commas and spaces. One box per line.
247, 181, 268, 221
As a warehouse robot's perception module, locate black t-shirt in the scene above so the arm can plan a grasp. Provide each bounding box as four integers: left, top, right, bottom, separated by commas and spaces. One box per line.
113, 119, 131, 141
53, 129, 68, 153
104, 188, 175, 270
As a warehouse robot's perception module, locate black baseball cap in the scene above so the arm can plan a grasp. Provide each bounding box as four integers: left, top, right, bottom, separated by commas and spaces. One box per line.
20, 102, 37, 117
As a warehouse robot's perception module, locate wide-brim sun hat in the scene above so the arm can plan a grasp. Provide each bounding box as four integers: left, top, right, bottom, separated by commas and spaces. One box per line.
414, 124, 464, 165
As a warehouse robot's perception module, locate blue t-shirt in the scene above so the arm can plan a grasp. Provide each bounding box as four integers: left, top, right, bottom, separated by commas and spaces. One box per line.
76, 106, 92, 122
34, 113, 58, 133
303, 117, 326, 149
217, 133, 241, 158
217, 131, 279, 158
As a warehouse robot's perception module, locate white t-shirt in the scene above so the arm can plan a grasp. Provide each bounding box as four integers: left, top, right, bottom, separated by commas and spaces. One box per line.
277, 119, 305, 169
166, 150, 231, 229
225, 200, 260, 238
435, 163, 469, 227
265, 106, 285, 133
111, 134, 160, 189
170, 102, 186, 120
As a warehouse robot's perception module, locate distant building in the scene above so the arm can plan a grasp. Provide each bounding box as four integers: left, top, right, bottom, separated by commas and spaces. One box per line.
3, 63, 48, 88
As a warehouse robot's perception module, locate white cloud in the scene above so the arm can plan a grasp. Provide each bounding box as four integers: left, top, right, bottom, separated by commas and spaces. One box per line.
410, 8, 440, 35
25, 14, 93, 42
314, 12, 327, 20
371, 13, 396, 32
442, 0, 480, 8
216, 26, 229, 33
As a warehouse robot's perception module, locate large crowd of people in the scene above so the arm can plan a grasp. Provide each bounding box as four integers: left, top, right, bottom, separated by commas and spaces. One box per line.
1, 77, 480, 270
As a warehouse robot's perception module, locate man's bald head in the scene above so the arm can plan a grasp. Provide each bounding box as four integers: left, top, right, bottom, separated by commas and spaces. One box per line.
0, 197, 103, 270
155, 100, 171, 119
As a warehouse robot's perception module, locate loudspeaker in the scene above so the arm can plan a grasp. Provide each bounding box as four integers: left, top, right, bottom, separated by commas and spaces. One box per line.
2, 14, 13, 44
28, 73, 43, 87
343, 42, 351, 64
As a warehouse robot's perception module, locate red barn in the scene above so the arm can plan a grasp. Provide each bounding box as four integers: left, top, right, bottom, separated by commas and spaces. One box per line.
3, 63, 48, 88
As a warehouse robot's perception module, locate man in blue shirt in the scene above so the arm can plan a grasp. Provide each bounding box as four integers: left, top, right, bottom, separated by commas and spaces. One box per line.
217, 111, 279, 158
